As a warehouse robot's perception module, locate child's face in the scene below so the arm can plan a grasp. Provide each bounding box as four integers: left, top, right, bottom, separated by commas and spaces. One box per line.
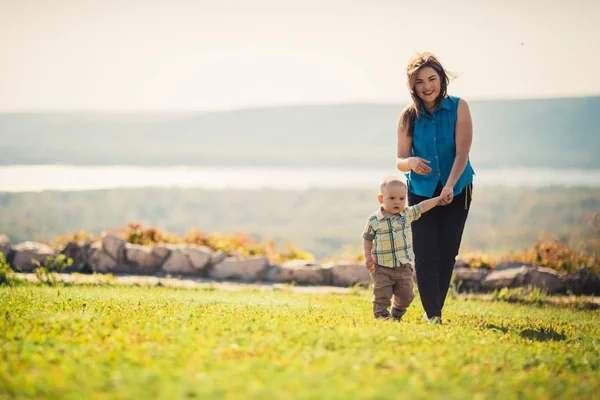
378, 183, 407, 214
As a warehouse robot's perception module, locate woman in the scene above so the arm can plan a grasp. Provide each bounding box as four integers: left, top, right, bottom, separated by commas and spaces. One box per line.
396, 52, 474, 324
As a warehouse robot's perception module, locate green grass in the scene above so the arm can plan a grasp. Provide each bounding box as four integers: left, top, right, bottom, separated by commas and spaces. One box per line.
1, 285, 598, 399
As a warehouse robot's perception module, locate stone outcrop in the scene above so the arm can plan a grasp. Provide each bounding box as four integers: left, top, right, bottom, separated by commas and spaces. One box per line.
88, 242, 118, 273
494, 261, 535, 271
208, 256, 270, 281
266, 260, 327, 285
0, 234, 13, 263
482, 265, 565, 294
452, 267, 489, 293
61, 241, 95, 272
102, 235, 126, 264
562, 268, 600, 296
453, 259, 470, 269
11, 241, 56, 272
1, 233, 598, 295
160, 244, 212, 275
328, 261, 371, 287
123, 243, 171, 274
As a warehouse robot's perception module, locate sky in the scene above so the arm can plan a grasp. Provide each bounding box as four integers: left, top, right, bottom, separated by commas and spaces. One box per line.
1, 0, 599, 112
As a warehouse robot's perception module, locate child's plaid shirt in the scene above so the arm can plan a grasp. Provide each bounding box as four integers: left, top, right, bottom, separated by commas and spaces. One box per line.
362, 205, 422, 267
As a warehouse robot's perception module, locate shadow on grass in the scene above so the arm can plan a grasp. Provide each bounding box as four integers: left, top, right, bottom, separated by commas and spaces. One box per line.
482, 324, 510, 334
519, 328, 566, 342
482, 323, 567, 342
460, 292, 600, 311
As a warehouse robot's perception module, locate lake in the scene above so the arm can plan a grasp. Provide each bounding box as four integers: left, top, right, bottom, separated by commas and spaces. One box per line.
1, 165, 600, 192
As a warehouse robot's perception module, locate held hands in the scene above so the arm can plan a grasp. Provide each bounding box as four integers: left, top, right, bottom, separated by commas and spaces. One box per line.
439, 186, 454, 206
407, 155, 453, 205
408, 157, 432, 175
365, 255, 376, 272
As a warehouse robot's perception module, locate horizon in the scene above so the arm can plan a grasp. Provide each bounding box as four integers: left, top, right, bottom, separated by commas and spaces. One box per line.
0, 94, 597, 115
1, 0, 599, 113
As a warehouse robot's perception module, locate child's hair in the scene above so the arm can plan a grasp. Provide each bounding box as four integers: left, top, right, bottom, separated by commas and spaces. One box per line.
379, 176, 407, 194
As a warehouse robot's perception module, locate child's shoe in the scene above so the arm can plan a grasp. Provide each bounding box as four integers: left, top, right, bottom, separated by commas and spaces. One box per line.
391, 307, 406, 322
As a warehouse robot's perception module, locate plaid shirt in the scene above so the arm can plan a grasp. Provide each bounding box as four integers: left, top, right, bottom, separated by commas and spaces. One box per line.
362, 205, 421, 267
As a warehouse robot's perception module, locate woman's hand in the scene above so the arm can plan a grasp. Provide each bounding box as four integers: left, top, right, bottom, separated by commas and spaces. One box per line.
408, 157, 432, 175
439, 186, 454, 205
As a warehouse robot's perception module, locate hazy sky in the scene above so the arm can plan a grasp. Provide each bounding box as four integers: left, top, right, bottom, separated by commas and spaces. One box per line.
1, 0, 599, 112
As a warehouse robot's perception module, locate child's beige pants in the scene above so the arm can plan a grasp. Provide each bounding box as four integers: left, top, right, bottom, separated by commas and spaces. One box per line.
370, 263, 415, 317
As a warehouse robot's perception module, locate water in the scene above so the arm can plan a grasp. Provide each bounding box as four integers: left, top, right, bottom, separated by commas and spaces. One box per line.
1, 165, 600, 192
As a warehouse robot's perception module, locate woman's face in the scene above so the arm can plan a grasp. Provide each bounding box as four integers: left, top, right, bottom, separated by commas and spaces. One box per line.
413, 66, 441, 104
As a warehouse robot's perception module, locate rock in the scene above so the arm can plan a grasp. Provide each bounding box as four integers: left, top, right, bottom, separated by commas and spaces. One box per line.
152, 246, 172, 262
0, 234, 14, 264
266, 260, 325, 285
211, 249, 227, 266
329, 261, 371, 287
482, 265, 565, 294
452, 267, 489, 293
183, 246, 212, 270
122, 244, 171, 274
161, 245, 212, 275
61, 241, 95, 272
282, 259, 320, 268
494, 261, 534, 271
12, 242, 56, 272
483, 267, 526, 290
161, 247, 193, 274
88, 243, 118, 273
282, 259, 321, 268
527, 266, 566, 294
562, 268, 600, 296
102, 235, 126, 264
320, 264, 334, 286
209, 256, 269, 281
454, 259, 470, 269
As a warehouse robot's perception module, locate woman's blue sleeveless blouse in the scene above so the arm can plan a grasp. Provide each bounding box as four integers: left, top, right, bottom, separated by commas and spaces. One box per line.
406, 95, 475, 197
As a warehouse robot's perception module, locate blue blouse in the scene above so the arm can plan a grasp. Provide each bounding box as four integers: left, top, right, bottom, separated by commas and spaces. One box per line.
406, 95, 475, 197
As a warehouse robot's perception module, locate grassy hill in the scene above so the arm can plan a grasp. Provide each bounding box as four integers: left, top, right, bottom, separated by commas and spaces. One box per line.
1, 96, 599, 169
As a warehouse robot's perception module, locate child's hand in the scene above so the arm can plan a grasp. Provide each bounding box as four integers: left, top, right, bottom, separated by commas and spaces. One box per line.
365, 256, 375, 272
439, 186, 454, 205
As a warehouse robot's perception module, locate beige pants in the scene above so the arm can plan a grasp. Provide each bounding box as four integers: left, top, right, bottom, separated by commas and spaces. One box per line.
370, 263, 415, 317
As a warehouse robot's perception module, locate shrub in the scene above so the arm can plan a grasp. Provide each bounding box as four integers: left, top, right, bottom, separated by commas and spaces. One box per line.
32, 255, 73, 286
117, 223, 315, 263
53, 230, 96, 248
0, 253, 21, 286
503, 240, 593, 274
462, 252, 493, 269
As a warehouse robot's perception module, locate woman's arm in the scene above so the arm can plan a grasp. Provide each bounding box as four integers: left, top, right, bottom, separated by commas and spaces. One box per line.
396, 114, 431, 174
441, 99, 473, 203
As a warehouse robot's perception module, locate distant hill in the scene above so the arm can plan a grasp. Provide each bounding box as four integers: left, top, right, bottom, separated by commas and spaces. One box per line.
1, 187, 598, 259
1, 96, 599, 168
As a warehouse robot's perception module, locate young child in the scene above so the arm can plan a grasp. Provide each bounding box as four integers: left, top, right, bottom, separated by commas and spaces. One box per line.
362, 176, 441, 321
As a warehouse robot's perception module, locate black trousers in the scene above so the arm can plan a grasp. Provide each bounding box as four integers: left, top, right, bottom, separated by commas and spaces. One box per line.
408, 182, 472, 319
